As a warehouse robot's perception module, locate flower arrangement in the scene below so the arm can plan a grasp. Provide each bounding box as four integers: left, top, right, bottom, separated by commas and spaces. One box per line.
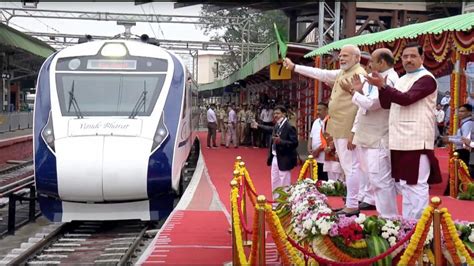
455, 221, 474, 253
316, 180, 347, 196
272, 178, 474, 265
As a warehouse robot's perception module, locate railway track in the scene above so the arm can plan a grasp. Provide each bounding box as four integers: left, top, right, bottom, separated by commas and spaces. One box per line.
0, 159, 37, 238
0, 159, 35, 198
1, 140, 201, 262
0, 160, 33, 176
4, 220, 155, 265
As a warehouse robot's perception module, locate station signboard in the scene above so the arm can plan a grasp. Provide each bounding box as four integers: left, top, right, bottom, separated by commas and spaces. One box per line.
270, 62, 291, 80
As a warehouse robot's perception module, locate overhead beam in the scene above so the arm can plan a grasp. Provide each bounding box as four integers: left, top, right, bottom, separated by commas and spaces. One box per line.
0, 7, 245, 25
26, 32, 268, 52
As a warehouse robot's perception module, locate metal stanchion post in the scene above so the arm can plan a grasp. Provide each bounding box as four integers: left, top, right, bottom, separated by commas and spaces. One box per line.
257, 195, 266, 265
235, 156, 242, 169
239, 161, 252, 247
308, 155, 313, 179
230, 179, 239, 266
29, 185, 36, 222
431, 197, 443, 266
7, 194, 17, 235
453, 152, 459, 198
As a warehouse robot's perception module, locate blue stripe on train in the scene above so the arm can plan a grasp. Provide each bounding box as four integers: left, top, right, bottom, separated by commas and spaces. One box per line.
34, 54, 63, 221
147, 53, 185, 220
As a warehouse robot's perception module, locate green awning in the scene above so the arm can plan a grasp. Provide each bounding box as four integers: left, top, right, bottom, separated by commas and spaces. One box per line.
305, 12, 474, 58
198, 42, 279, 92
0, 23, 55, 58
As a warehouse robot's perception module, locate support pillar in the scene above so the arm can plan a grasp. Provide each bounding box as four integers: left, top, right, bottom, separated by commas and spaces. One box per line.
288, 11, 297, 42
343, 2, 356, 37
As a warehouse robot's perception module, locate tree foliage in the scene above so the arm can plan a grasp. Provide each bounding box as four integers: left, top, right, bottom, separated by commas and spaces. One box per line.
198, 5, 288, 78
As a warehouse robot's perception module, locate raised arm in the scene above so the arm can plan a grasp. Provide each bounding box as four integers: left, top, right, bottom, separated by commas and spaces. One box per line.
378, 76, 436, 107
294, 65, 341, 84
283, 57, 340, 84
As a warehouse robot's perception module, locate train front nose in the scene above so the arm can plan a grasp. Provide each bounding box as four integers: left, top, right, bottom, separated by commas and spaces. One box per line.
55, 136, 105, 202
55, 135, 151, 203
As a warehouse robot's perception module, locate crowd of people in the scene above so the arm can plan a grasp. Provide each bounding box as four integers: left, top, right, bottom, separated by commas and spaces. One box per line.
204, 41, 472, 221
284, 42, 443, 220
204, 102, 296, 150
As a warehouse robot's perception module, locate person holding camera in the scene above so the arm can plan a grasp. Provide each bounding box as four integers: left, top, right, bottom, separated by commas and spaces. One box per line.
252, 105, 298, 202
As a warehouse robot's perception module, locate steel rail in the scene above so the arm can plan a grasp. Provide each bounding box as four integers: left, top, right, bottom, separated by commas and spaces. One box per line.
0, 160, 33, 176
119, 223, 150, 265
0, 175, 35, 197
6, 223, 69, 265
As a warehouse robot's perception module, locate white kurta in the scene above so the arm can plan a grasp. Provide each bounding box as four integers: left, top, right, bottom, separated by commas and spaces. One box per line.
352, 68, 400, 218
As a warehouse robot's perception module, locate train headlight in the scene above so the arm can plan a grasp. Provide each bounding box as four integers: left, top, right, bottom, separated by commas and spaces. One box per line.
41, 111, 55, 152
151, 114, 169, 152
101, 43, 127, 57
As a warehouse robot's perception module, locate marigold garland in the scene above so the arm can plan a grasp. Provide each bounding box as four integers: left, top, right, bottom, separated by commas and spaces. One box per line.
426, 248, 435, 265
441, 215, 461, 265
298, 158, 318, 181
264, 204, 305, 265
243, 169, 257, 206
449, 158, 456, 197
249, 205, 261, 265
348, 239, 368, 249
398, 205, 434, 265
441, 208, 474, 265
231, 185, 249, 265
458, 159, 474, 192
298, 160, 310, 181
322, 236, 362, 262
452, 59, 460, 135
449, 157, 474, 196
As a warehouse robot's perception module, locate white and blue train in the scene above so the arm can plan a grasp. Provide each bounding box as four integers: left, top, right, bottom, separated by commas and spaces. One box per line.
33, 40, 199, 222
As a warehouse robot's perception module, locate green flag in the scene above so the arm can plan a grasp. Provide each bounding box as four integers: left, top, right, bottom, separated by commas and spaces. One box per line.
273, 23, 287, 59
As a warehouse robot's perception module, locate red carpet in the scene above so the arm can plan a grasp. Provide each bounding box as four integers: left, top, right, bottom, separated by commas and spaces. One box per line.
142, 210, 231, 265
199, 132, 474, 221
141, 132, 473, 264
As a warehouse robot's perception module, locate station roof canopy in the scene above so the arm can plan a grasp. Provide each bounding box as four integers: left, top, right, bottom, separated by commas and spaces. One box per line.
0, 23, 55, 59
305, 12, 474, 57
0, 22, 55, 83
198, 42, 316, 92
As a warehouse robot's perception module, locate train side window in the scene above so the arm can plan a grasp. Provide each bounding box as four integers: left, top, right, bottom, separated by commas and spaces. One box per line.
182, 78, 191, 119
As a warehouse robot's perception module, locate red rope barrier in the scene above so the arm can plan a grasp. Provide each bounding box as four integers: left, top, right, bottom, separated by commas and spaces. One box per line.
287, 227, 415, 266
468, 246, 474, 257
243, 178, 276, 204
237, 182, 253, 235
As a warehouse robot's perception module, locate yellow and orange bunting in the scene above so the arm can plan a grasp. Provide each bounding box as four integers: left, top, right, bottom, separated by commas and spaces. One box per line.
398, 205, 434, 265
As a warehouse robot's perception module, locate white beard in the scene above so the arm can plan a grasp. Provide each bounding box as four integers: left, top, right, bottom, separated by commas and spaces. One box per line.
340, 63, 349, 70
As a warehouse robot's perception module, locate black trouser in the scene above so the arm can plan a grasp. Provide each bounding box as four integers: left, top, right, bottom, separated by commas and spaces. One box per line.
207, 122, 217, 147
317, 162, 328, 181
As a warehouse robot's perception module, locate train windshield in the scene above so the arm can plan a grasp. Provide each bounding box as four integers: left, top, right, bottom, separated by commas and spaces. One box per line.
56, 73, 166, 117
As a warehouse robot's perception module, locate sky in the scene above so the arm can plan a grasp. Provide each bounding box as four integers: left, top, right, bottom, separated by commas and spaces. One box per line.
0, 2, 209, 42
